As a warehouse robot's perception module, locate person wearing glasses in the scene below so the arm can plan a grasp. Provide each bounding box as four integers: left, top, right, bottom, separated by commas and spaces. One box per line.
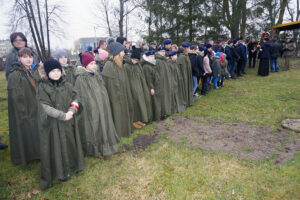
5, 32, 40, 80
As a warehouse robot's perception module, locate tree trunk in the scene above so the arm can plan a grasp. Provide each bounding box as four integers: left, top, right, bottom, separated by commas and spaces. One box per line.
23, 0, 42, 60
188, 0, 193, 42
119, 0, 124, 37
276, 0, 288, 25
240, 0, 247, 38
36, 0, 45, 51
45, 0, 50, 58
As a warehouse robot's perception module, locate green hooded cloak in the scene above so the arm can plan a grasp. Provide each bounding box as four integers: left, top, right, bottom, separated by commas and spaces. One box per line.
74, 67, 119, 157
168, 59, 186, 113
155, 54, 173, 117
37, 72, 85, 190
177, 53, 194, 106
124, 59, 152, 123
101, 59, 133, 138
141, 55, 161, 121
7, 64, 40, 165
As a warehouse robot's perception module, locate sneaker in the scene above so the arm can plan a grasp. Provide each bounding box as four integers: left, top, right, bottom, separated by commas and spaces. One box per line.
133, 122, 142, 129
136, 121, 146, 127
194, 93, 201, 98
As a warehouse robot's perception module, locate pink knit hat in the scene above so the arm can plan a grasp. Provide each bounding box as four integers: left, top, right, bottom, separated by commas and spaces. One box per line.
98, 49, 109, 61
82, 52, 95, 67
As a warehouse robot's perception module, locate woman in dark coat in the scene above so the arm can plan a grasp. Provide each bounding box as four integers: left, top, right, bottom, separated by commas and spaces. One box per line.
37, 59, 85, 190
102, 41, 134, 138
7, 48, 40, 165
258, 38, 271, 76
5, 32, 40, 80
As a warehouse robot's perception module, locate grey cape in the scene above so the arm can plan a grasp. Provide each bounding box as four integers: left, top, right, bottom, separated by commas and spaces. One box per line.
102, 59, 134, 138
124, 59, 152, 123
141, 55, 161, 121
7, 63, 40, 165
74, 67, 119, 157
155, 54, 173, 117
177, 53, 194, 106
168, 59, 186, 113
37, 70, 85, 190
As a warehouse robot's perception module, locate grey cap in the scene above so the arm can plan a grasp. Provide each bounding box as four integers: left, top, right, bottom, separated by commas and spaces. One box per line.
56, 50, 68, 60
109, 42, 126, 56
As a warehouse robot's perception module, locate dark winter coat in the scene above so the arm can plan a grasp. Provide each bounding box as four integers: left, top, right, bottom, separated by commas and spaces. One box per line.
155, 54, 173, 117
177, 53, 193, 107
7, 64, 40, 165
141, 55, 161, 121
188, 52, 204, 77
270, 42, 282, 59
74, 67, 119, 157
168, 59, 186, 113
124, 59, 152, 123
37, 71, 85, 190
102, 59, 134, 138
259, 41, 271, 59
237, 43, 246, 60
248, 42, 258, 55
5, 47, 40, 80
232, 45, 240, 61
225, 45, 233, 62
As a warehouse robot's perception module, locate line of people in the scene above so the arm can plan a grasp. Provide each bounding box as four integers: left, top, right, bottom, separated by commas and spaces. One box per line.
4, 32, 296, 190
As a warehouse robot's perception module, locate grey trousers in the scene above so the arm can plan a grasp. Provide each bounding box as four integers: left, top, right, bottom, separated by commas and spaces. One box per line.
284, 57, 290, 70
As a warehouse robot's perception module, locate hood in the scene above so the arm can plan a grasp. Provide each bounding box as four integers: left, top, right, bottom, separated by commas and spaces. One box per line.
155, 53, 167, 61
38, 63, 66, 80
141, 54, 156, 65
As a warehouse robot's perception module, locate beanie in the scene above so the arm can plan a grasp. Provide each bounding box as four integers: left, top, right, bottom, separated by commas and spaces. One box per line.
44, 58, 62, 77
86, 46, 93, 52
131, 47, 141, 60
56, 50, 68, 60
98, 49, 109, 61
116, 36, 127, 45
82, 52, 95, 67
109, 42, 126, 56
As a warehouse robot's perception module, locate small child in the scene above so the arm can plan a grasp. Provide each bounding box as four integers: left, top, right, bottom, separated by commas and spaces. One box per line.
212, 52, 222, 89
56, 50, 76, 85
220, 53, 229, 87
74, 52, 119, 157
38, 59, 85, 190
202, 49, 212, 95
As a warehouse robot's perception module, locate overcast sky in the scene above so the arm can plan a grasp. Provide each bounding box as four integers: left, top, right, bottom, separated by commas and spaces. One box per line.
0, 0, 298, 49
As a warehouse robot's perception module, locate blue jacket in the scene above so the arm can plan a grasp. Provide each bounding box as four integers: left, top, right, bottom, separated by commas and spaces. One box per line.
237, 43, 245, 60
225, 45, 233, 62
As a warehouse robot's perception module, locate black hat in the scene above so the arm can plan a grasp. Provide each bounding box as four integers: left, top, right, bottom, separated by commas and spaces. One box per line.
116, 36, 127, 45
131, 47, 141, 60
44, 58, 62, 77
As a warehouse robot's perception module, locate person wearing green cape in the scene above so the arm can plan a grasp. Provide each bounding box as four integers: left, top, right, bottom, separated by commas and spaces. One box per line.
74, 52, 119, 157
177, 42, 194, 107
141, 51, 161, 121
124, 47, 152, 127
168, 51, 186, 113
56, 50, 76, 85
7, 47, 40, 166
102, 41, 134, 138
155, 46, 172, 118
37, 59, 85, 190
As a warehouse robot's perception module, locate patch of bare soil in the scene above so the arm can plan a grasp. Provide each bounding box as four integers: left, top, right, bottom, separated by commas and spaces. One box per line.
155, 116, 300, 163
133, 134, 157, 150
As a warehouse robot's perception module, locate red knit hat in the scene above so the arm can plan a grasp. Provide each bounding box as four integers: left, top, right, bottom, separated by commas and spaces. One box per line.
82, 52, 95, 67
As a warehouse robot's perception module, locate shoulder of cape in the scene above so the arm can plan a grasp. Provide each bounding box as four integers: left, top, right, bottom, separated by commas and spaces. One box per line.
101, 60, 118, 78
7, 66, 25, 89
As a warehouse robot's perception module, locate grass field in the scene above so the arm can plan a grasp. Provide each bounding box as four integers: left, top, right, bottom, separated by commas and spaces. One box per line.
0, 59, 300, 199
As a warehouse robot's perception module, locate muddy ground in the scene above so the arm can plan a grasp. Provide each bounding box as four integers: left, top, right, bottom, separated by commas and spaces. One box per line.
154, 116, 300, 163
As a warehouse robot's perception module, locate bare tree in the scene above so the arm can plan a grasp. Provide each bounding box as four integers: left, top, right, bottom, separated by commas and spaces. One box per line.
9, 0, 64, 61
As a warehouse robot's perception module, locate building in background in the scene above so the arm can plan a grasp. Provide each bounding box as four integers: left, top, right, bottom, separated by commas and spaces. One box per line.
74, 37, 107, 53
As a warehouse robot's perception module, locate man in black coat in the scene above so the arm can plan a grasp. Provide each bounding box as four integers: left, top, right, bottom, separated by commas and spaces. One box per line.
248, 38, 258, 68
270, 39, 282, 72
258, 38, 272, 76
